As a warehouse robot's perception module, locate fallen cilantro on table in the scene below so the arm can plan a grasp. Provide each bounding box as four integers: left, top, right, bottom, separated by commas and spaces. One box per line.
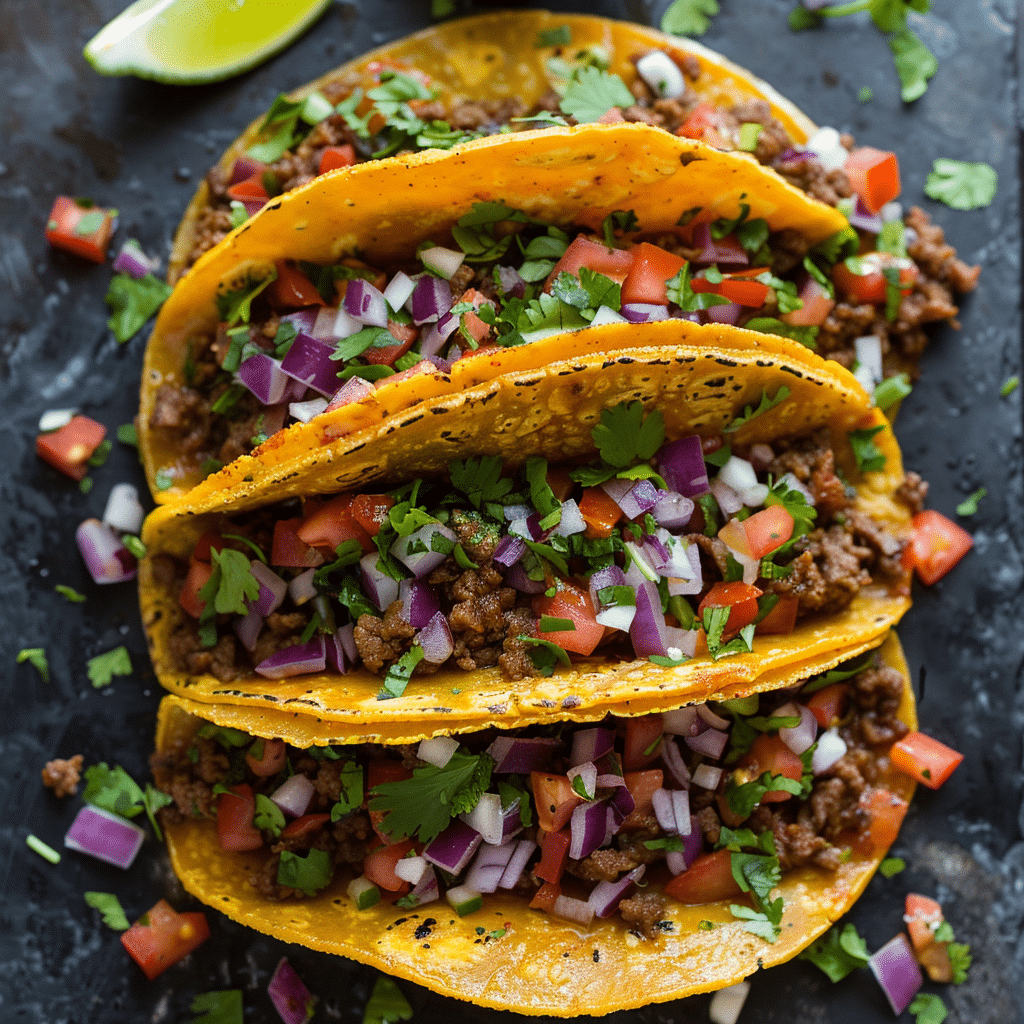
956, 487, 986, 517
798, 920, 870, 980
84, 891, 130, 931
17, 647, 50, 682
889, 26, 937, 101
55, 584, 86, 603
924, 158, 998, 210
909, 993, 948, 1024
879, 855, 906, 877
189, 990, 243, 1024
87, 645, 132, 688
363, 976, 413, 1024
661, 0, 720, 36
105, 273, 172, 344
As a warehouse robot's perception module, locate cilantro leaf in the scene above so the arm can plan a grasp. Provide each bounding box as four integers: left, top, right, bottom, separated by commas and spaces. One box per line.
368, 751, 494, 843
363, 976, 413, 1024
519, 635, 572, 676
888, 27, 937, 102
724, 387, 792, 434
798, 921, 870, 981
215, 269, 277, 326
591, 402, 665, 468
879, 856, 906, 878
246, 94, 306, 162
525, 456, 561, 523
83, 763, 146, 819
764, 476, 816, 538
450, 455, 513, 509
377, 645, 425, 700
84, 891, 130, 931
909, 993, 948, 1024
729, 902, 782, 942
17, 647, 49, 682
559, 66, 634, 123
105, 273, 172, 344
948, 940, 972, 984
925, 158, 998, 210
873, 372, 913, 410
199, 548, 260, 618
331, 761, 364, 819
956, 487, 986, 516
661, 0, 720, 36
254, 793, 286, 836
143, 783, 172, 841
190, 990, 244, 1024
86, 646, 132, 688
277, 847, 333, 896
848, 423, 888, 473
601, 209, 639, 249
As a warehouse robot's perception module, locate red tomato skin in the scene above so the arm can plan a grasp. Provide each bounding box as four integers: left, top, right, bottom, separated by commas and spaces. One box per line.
36, 415, 107, 480
853, 787, 909, 855
620, 769, 664, 828
363, 839, 415, 892
121, 900, 210, 980
535, 828, 571, 884
739, 734, 804, 803
579, 486, 623, 539
804, 682, 848, 729
297, 494, 372, 552
832, 259, 887, 304
281, 813, 332, 839
46, 197, 115, 263
179, 559, 215, 619
675, 101, 722, 140
890, 731, 964, 789
691, 274, 770, 307
754, 594, 799, 635
361, 322, 418, 367
903, 510, 973, 586
742, 506, 795, 559
622, 716, 664, 772
271, 518, 321, 568
529, 881, 561, 912
781, 276, 836, 327
698, 582, 763, 636
226, 175, 269, 203
547, 236, 635, 287
530, 773, 583, 833
267, 262, 327, 310
350, 494, 395, 537
245, 737, 287, 777
533, 582, 603, 656
845, 147, 901, 214
664, 849, 742, 904
216, 784, 264, 852
319, 144, 357, 174
620, 242, 687, 306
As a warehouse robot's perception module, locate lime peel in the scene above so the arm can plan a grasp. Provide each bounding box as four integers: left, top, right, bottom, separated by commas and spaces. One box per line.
84, 0, 333, 84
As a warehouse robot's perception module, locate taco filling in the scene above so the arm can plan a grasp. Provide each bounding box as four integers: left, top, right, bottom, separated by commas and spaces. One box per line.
150, 203, 869, 485
151, 650, 911, 942
153, 401, 918, 693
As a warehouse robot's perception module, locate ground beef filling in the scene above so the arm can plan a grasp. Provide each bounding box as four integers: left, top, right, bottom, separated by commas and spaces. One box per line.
152, 659, 905, 927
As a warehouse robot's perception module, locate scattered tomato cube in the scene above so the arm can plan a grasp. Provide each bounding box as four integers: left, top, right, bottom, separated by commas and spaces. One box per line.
890, 731, 963, 789
36, 415, 107, 481
46, 196, 116, 263
121, 899, 210, 980
902, 510, 973, 585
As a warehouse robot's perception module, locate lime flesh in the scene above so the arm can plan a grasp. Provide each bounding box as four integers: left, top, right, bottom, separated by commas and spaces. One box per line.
84, 0, 334, 84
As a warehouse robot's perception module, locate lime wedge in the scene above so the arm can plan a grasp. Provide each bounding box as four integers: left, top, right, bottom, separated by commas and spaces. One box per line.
84, 0, 333, 84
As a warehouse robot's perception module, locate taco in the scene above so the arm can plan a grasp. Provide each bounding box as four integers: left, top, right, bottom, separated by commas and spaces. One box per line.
139, 344, 916, 733
150, 631, 917, 1015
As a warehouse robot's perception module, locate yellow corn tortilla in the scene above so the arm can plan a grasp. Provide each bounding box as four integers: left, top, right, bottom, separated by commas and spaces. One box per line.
141, 119, 847, 503
167, 10, 822, 285
139, 338, 911, 730
155, 631, 916, 1015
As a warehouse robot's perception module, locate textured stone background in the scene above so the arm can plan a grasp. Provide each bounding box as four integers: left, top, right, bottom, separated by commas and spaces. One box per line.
0, 1, 1019, 1021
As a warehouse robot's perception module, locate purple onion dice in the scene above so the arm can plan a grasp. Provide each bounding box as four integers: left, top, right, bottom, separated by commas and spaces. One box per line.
657, 435, 711, 498
343, 278, 389, 328
238, 353, 290, 405
64, 805, 145, 869
268, 956, 316, 1024
280, 333, 341, 397
255, 636, 327, 679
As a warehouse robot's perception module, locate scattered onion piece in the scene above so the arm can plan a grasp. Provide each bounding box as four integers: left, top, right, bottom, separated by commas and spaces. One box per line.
709, 981, 751, 1024
64, 805, 145, 869
869, 933, 923, 1015
268, 956, 317, 1024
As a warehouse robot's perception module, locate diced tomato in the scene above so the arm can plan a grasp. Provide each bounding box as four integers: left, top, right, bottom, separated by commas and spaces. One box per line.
902, 510, 973, 586
319, 144, 357, 174
533, 581, 603, 656
281, 813, 332, 839
742, 506, 795, 559
890, 731, 963, 790
545, 467, 575, 502
832, 252, 917, 306
691, 273, 770, 307
620, 242, 687, 306
267, 261, 326, 310
804, 682, 848, 729
297, 494, 372, 552
363, 839, 415, 892
596, 106, 626, 124
845, 147, 901, 214
271, 518, 322, 568
622, 715, 664, 771
664, 849, 742, 904
547, 236, 635, 287
716, 518, 751, 558
854, 787, 909, 855
697, 582, 763, 636
534, 828, 571, 884
530, 773, 583, 833
450, 288, 495, 347
245, 737, 287, 777
379, 360, 435, 387
190, 531, 229, 564
620, 769, 664, 828
781, 276, 836, 327
675, 101, 722, 140
904, 893, 954, 982
579, 486, 623, 539
755, 594, 799, 635
179, 559, 215, 619
350, 494, 395, 537
529, 881, 561, 912
45, 196, 115, 263
226, 175, 269, 204
121, 899, 210, 980
36, 415, 107, 481
361, 322, 418, 367
739, 734, 804, 803
216, 784, 264, 852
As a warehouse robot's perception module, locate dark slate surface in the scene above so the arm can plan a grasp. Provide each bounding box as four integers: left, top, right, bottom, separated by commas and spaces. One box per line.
0, 1, 1020, 1021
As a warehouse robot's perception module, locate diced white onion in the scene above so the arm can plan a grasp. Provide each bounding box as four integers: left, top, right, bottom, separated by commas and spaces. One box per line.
636, 50, 686, 98
329, 306, 363, 340
420, 246, 465, 280
552, 498, 585, 537
812, 727, 848, 774
805, 126, 848, 172
595, 603, 636, 631
383, 271, 417, 312
691, 763, 722, 790
880, 201, 903, 223
102, 483, 144, 534
709, 981, 751, 1024
418, 736, 459, 768
854, 335, 883, 386
590, 304, 628, 326
39, 408, 76, 432
288, 568, 317, 605
394, 855, 429, 885
289, 397, 329, 423
460, 792, 504, 846
718, 455, 759, 494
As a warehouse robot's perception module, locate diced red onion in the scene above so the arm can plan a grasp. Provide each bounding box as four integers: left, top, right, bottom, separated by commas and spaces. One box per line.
418, 323, 445, 358
112, 239, 159, 279
280, 333, 339, 397
747, 443, 774, 472
409, 864, 440, 906
255, 636, 327, 679
419, 245, 464, 280
552, 894, 595, 926
417, 735, 458, 768
416, 611, 453, 665
288, 568, 317, 606
680, 816, 704, 869
250, 561, 288, 616
657, 436, 710, 498
460, 792, 504, 845
289, 396, 328, 423
607, 784, 635, 826
229, 155, 263, 184
652, 788, 691, 836
311, 305, 339, 339
685, 726, 729, 760
411, 274, 453, 324
710, 477, 744, 516
424, 819, 482, 874
424, 354, 452, 374
498, 838, 536, 889
629, 580, 669, 658
709, 981, 751, 1024
588, 865, 646, 918
493, 534, 526, 568
383, 271, 416, 312
812, 727, 848, 774
662, 706, 699, 736
524, 512, 549, 541
398, 578, 441, 628
690, 222, 749, 266
779, 703, 818, 755
234, 608, 263, 652
238, 353, 289, 405
343, 279, 389, 328
64, 805, 145, 869
847, 195, 884, 234
324, 629, 348, 673
570, 728, 615, 768
568, 762, 597, 801
589, 564, 626, 605
271, 773, 315, 817
395, 854, 430, 885
268, 957, 316, 1024
279, 309, 318, 336
500, 800, 523, 843
337, 622, 358, 663
76, 518, 137, 584
359, 552, 400, 612
621, 303, 669, 322
666, 849, 688, 876
665, 625, 698, 657
691, 763, 722, 790
869, 934, 923, 1015
697, 704, 730, 731
652, 490, 695, 530
324, 374, 375, 413
102, 483, 144, 535
487, 736, 560, 774
660, 736, 691, 788
569, 800, 609, 860
392, 522, 456, 578
495, 265, 525, 298
552, 498, 585, 537
504, 504, 532, 522
504, 561, 547, 594
464, 842, 516, 894
636, 49, 685, 97
434, 307, 463, 343
704, 302, 742, 325
596, 602, 635, 632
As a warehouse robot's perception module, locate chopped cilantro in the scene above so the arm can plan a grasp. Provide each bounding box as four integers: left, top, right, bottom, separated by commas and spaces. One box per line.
848, 423, 888, 473
450, 455, 513, 510
17, 647, 49, 682
1001, 375, 1019, 397
86, 646, 132, 688
116, 423, 138, 447
925, 158, 998, 210
26, 834, 60, 864
363, 976, 413, 1024
87, 439, 112, 468
873, 372, 912, 410
661, 0, 720, 36
519, 635, 572, 676
369, 751, 493, 844
246, 94, 307, 162
56, 584, 86, 603
278, 847, 333, 896
539, 615, 575, 633
215, 269, 276, 326
590, 402, 665, 468
154, 469, 174, 491
858, 85, 874, 102
879, 856, 906, 877
909, 993, 948, 1024
600, 209, 639, 248
253, 793, 285, 837
723, 387, 791, 434
798, 921, 870, 981
83, 763, 147, 819
536, 25, 572, 47
198, 548, 260, 619
189, 990, 244, 1024
956, 487, 986, 516
643, 835, 686, 851
377, 645, 425, 700
559, 66, 634, 123
800, 652, 874, 695
948, 940, 972, 984
105, 273, 172, 344
84, 891, 129, 931
742, 317, 820, 349
331, 761, 364, 819
889, 27, 938, 102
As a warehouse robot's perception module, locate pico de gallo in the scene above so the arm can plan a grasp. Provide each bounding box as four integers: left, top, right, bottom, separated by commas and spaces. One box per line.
151, 649, 913, 940
158, 401, 918, 693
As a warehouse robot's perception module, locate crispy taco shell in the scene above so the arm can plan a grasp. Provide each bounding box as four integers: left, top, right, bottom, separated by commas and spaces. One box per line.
140, 339, 911, 730
154, 631, 916, 1015
168, 10, 821, 285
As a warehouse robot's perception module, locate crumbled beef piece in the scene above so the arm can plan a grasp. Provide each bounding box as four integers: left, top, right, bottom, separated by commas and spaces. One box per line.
194, 736, 231, 785
568, 842, 659, 883
770, 228, 812, 275
448, 263, 475, 294
186, 207, 234, 269
896, 471, 928, 515
353, 601, 416, 672
846, 510, 906, 582
331, 811, 374, 865
767, 433, 852, 519
41, 754, 84, 798
170, 628, 246, 683
687, 533, 732, 580
148, 383, 210, 432
498, 607, 538, 680
816, 303, 881, 367
844, 666, 909, 747
619, 892, 668, 940
769, 526, 873, 615
905, 206, 981, 294
150, 747, 219, 822
251, 611, 309, 665
449, 508, 501, 562
623, 104, 660, 126
249, 853, 296, 900
695, 805, 722, 846
773, 152, 853, 207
